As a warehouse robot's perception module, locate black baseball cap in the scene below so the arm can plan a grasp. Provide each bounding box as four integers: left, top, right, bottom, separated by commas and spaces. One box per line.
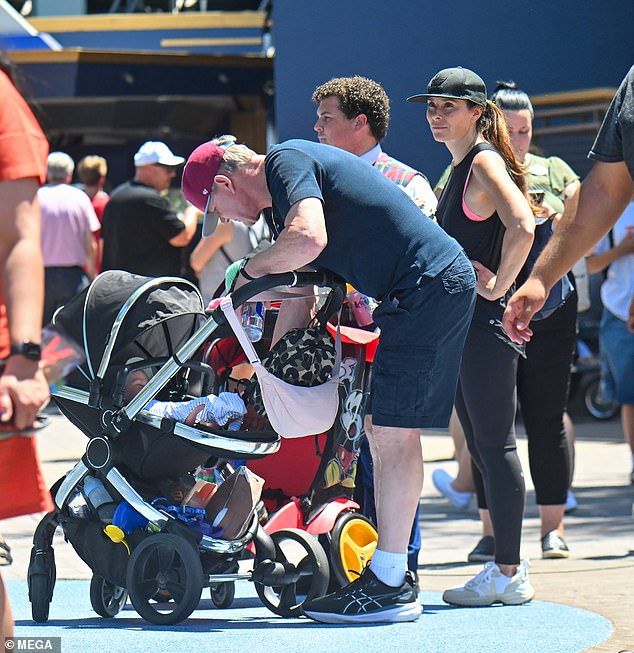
407, 67, 487, 107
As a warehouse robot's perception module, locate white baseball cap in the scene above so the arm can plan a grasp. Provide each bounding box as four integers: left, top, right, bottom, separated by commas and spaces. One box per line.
134, 141, 185, 167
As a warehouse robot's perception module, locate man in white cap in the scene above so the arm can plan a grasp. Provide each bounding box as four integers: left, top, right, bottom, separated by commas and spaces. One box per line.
101, 141, 197, 277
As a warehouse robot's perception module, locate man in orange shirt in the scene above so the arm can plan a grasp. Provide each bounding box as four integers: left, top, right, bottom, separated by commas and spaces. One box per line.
0, 58, 51, 642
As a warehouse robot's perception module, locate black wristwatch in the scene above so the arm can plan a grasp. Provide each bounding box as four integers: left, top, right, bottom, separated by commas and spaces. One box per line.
239, 258, 258, 281
10, 340, 42, 362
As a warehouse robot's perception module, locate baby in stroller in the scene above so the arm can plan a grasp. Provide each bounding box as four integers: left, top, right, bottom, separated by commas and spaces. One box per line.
28, 269, 343, 626
123, 368, 246, 430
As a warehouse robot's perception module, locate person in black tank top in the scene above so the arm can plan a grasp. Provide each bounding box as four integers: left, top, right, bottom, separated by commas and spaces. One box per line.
470, 83, 581, 561
408, 66, 535, 606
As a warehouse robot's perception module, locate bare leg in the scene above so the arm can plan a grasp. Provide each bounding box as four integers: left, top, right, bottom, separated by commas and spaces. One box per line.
449, 408, 475, 492
363, 414, 378, 516
454, 442, 475, 493
539, 504, 565, 537
563, 411, 576, 486
449, 407, 464, 460
622, 404, 634, 456
368, 423, 423, 554
480, 508, 494, 538
0, 573, 14, 641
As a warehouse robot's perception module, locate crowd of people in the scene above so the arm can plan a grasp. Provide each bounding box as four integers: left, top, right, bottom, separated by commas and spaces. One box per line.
1, 49, 633, 632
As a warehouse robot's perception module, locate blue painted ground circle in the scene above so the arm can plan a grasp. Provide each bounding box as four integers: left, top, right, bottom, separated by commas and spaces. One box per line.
8, 579, 612, 653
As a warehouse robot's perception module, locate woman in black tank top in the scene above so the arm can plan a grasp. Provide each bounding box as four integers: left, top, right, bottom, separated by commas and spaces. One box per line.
408, 67, 535, 606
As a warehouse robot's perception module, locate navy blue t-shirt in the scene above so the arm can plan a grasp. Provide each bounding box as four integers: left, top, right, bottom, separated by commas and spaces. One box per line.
264, 139, 462, 299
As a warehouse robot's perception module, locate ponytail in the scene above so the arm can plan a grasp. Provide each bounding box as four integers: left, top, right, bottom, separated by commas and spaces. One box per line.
473, 100, 526, 195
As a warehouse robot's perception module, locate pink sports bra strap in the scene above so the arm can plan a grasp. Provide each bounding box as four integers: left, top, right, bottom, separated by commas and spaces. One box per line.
462, 157, 489, 223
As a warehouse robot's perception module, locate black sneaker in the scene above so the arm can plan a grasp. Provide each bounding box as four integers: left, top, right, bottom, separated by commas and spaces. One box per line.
541, 530, 570, 559
467, 536, 495, 563
302, 568, 421, 624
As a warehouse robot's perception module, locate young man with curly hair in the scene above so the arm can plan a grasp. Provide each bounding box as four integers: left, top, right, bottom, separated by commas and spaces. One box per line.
312, 76, 437, 217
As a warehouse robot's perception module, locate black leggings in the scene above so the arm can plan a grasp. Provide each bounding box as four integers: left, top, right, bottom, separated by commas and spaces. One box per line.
518, 292, 577, 505
473, 293, 577, 507
455, 317, 525, 566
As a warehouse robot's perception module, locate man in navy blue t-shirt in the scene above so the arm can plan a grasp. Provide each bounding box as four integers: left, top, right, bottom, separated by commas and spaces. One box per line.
182, 135, 476, 624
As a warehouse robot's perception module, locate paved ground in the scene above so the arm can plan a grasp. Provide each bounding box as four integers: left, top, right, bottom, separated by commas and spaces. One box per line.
2, 407, 633, 652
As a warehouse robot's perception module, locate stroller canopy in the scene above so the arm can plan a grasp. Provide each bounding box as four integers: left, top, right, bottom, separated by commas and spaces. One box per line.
54, 271, 206, 381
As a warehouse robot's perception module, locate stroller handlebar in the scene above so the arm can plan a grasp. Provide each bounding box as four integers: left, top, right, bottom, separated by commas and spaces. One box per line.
222, 270, 347, 310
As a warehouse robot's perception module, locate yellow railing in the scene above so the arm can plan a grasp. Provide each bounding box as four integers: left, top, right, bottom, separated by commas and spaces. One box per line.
28, 10, 266, 32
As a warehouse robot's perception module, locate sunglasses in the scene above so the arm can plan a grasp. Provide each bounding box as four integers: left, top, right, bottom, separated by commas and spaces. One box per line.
203, 187, 216, 217
153, 163, 177, 172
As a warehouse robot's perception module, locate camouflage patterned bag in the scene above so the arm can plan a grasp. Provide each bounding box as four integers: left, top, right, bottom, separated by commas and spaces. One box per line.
242, 325, 336, 416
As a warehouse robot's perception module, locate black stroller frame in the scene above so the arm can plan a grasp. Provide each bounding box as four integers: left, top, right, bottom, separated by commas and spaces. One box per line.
28, 269, 345, 625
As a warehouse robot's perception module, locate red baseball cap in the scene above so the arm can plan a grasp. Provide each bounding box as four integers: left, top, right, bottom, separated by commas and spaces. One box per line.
181, 141, 227, 236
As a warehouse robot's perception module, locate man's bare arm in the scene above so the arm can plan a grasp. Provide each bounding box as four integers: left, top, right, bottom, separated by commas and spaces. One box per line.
504, 160, 634, 343
0, 178, 49, 428
240, 197, 327, 278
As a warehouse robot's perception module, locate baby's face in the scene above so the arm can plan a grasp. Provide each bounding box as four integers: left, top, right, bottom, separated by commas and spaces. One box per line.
124, 370, 149, 402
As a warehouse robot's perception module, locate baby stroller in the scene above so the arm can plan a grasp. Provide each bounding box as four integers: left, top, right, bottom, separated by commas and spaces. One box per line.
27, 270, 342, 625
204, 300, 380, 589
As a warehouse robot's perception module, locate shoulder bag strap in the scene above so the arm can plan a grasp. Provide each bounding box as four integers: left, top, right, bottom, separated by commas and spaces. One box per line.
219, 296, 262, 367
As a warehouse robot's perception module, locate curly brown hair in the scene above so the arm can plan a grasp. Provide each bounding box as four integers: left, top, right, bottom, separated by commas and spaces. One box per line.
312, 76, 390, 141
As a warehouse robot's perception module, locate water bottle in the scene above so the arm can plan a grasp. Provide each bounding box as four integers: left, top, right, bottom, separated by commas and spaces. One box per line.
347, 289, 374, 327
241, 302, 264, 342
83, 476, 116, 522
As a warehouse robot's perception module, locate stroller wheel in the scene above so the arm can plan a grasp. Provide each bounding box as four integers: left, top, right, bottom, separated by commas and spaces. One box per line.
210, 581, 235, 608
583, 376, 620, 420
126, 533, 203, 625
28, 546, 56, 623
89, 574, 128, 618
29, 571, 55, 623
254, 528, 329, 618
329, 511, 378, 587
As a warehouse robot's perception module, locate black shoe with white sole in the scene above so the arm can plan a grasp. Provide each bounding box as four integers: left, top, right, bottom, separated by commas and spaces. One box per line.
302, 568, 421, 624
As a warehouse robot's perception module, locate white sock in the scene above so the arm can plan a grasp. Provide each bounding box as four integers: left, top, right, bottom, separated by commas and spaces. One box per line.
631, 453, 634, 470
369, 549, 407, 587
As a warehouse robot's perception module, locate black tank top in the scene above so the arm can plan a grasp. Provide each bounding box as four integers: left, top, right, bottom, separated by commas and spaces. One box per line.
437, 143, 525, 355
436, 142, 505, 272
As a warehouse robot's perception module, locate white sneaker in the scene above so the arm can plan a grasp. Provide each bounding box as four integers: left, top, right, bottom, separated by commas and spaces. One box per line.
442, 560, 535, 607
432, 468, 472, 509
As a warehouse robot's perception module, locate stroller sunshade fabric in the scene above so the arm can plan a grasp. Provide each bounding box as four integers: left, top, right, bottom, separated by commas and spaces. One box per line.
53, 271, 206, 380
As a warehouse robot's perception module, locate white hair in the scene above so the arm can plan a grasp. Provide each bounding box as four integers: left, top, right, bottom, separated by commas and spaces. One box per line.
212, 135, 256, 173
47, 151, 75, 183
